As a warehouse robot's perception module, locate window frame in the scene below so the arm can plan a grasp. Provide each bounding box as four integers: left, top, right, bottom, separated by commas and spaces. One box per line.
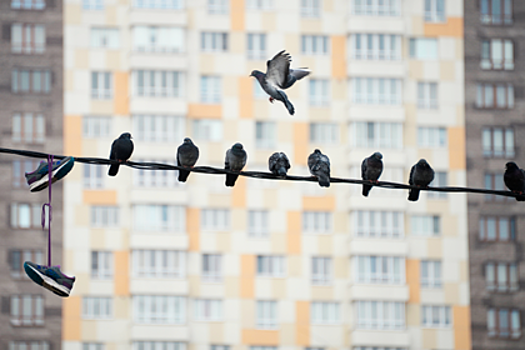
488, 307, 521, 339
480, 0, 513, 25
479, 216, 516, 242
481, 39, 514, 70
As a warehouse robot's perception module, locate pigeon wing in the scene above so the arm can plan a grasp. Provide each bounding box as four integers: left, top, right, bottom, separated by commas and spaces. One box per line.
409, 165, 416, 186
361, 157, 368, 180
266, 50, 291, 89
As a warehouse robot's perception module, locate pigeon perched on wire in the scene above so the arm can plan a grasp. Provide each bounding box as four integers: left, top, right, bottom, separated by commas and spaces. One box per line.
108, 132, 134, 177
308, 149, 330, 188
250, 50, 310, 116
503, 161, 525, 201
408, 159, 435, 202
361, 152, 383, 197
176, 138, 199, 182
225, 143, 247, 187
268, 152, 291, 177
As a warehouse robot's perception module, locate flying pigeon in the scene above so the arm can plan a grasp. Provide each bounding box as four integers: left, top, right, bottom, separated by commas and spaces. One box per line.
361, 152, 383, 197
225, 143, 247, 187
408, 159, 435, 202
108, 132, 134, 177
250, 50, 310, 116
176, 137, 199, 182
268, 152, 291, 177
308, 149, 330, 188
503, 161, 525, 201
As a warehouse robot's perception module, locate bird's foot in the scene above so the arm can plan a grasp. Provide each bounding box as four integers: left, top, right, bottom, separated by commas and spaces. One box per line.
269, 97, 275, 104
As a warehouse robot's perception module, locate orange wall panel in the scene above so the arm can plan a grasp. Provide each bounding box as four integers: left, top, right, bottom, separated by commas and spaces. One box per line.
424, 18, 464, 37
64, 115, 82, 156
83, 190, 117, 205
331, 35, 346, 79
287, 211, 302, 255
242, 329, 279, 345
187, 208, 200, 251
448, 127, 466, 170
294, 123, 308, 166
239, 77, 254, 119
230, 0, 245, 31
240, 254, 255, 298
62, 296, 81, 341
303, 196, 335, 211
232, 177, 246, 208
406, 259, 420, 303
114, 251, 129, 296
188, 104, 222, 119
296, 301, 310, 345
453, 306, 472, 350
113, 71, 129, 115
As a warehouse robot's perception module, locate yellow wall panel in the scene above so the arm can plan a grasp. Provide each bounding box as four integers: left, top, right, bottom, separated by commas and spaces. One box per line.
232, 177, 246, 208
113, 72, 129, 116
239, 77, 254, 119
303, 196, 336, 211
230, 0, 245, 31
406, 259, 420, 303
331, 36, 346, 79
62, 296, 81, 341
448, 127, 466, 170
240, 254, 255, 298
187, 208, 200, 251
296, 301, 310, 346
64, 115, 82, 156
287, 211, 302, 255
114, 251, 129, 296
242, 330, 279, 345
188, 104, 222, 119
83, 190, 117, 205
453, 306, 471, 350
424, 18, 464, 37
293, 123, 308, 166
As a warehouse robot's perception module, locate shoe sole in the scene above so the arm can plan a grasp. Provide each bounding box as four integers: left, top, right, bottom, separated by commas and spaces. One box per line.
29, 158, 74, 192
24, 263, 71, 297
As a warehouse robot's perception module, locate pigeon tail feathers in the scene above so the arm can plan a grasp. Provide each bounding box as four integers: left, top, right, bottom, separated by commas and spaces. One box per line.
277, 167, 287, 177
408, 189, 420, 202
108, 164, 119, 177
225, 174, 239, 187
178, 169, 190, 182
318, 174, 330, 188
362, 184, 372, 197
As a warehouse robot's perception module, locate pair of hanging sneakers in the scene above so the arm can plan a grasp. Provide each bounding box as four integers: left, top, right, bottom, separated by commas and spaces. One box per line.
23, 157, 76, 297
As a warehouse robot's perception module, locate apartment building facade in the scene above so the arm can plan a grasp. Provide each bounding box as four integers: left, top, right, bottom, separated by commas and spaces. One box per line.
465, 0, 525, 349
0, 0, 64, 349
63, 1, 469, 350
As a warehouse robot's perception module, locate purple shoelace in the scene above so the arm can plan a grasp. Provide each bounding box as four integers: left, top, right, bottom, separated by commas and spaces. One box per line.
41, 154, 53, 267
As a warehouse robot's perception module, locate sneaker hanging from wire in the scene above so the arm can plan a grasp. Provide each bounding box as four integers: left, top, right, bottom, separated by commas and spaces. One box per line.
24, 261, 75, 298
25, 156, 75, 192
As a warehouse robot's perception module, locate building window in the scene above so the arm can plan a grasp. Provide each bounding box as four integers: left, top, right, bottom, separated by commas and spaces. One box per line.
82, 344, 104, 350
409, 38, 438, 60
133, 70, 183, 98
200, 76, 221, 103
484, 173, 508, 202
479, 216, 516, 242
428, 172, 447, 199
132, 115, 185, 143
9, 250, 43, 279
83, 116, 111, 138
82, 0, 103, 9
132, 250, 185, 279
12, 69, 51, 93
11, 0, 46, 10
91, 72, 112, 99
195, 299, 223, 321
248, 210, 269, 237
309, 79, 330, 106
356, 301, 405, 330
257, 256, 285, 277
9, 342, 50, 350
255, 121, 276, 148
417, 82, 438, 109
192, 119, 223, 141
351, 34, 401, 61
476, 83, 514, 109
421, 305, 451, 328
417, 127, 447, 148
309, 122, 337, 144
132, 0, 184, 9
351, 0, 400, 16
132, 26, 184, 53
11, 24, 45, 54
424, 0, 445, 22
311, 302, 340, 324
351, 122, 403, 149
250, 348, 276, 350
10, 203, 41, 229
355, 256, 405, 284
246, 0, 272, 10
311, 257, 331, 285
133, 344, 186, 350
133, 205, 186, 232
201, 209, 230, 231
486, 262, 518, 292
352, 78, 402, 105
411, 215, 440, 236
134, 160, 179, 188
90, 28, 119, 49
201, 32, 228, 52
247, 33, 267, 60
84, 165, 104, 189
82, 297, 112, 319
303, 212, 332, 234
482, 127, 514, 158
12, 113, 45, 144
10, 295, 43, 326
91, 251, 113, 279
13, 160, 39, 188
202, 254, 222, 282
133, 295, 186, 324
421, 260, 441, 288
301, 0, 321, 17
91, 206, 119, 228
354, 211, 404, 238
488, 308, 521, 339
301, 35, 329, 55
354, 348, 405, 350
208, 0, 228, 13
256, 300, 277, 329
481, 39, 514, 70
481, 0, 513, 25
